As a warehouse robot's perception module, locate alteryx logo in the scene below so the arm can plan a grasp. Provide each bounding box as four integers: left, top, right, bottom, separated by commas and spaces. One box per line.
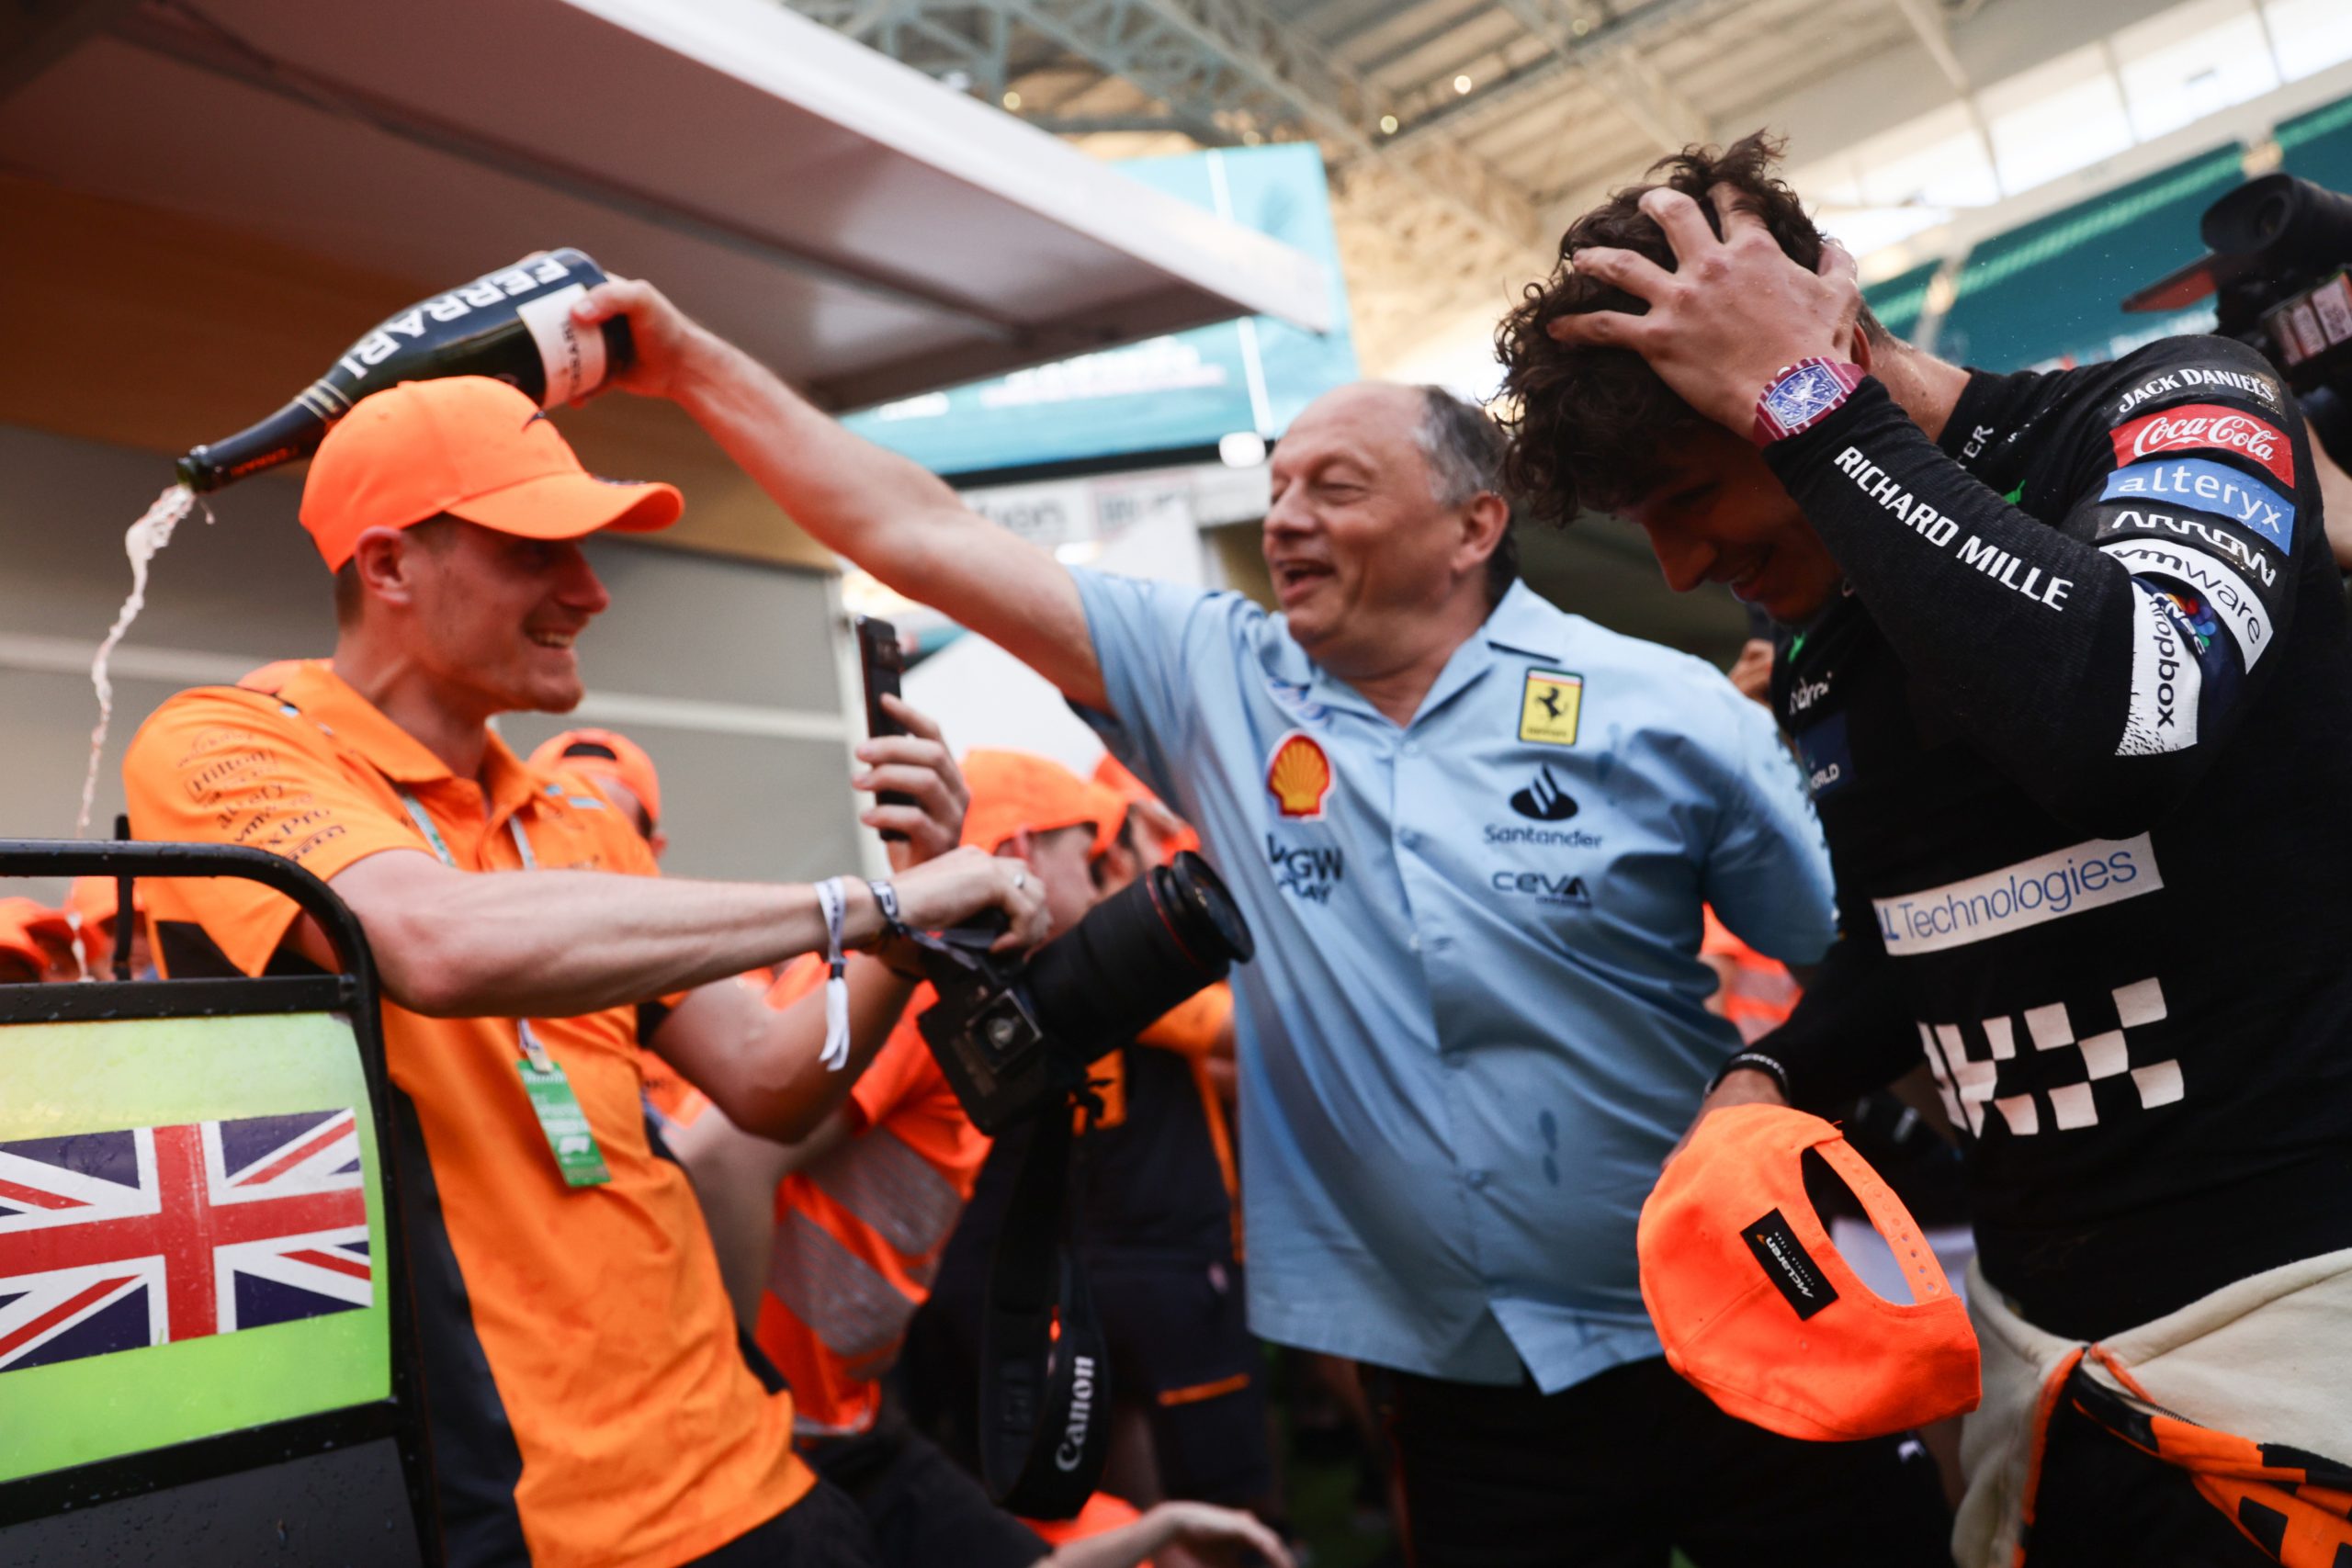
2100, 457, 2294, 550
1510, 766, 1578, 821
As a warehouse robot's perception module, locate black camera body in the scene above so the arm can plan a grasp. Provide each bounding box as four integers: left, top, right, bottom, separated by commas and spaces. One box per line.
2126, 172, 2352, 467
910, 851, 1254, 1134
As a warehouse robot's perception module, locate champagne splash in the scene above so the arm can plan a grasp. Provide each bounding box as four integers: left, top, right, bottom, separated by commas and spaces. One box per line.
75, 483, 208, 848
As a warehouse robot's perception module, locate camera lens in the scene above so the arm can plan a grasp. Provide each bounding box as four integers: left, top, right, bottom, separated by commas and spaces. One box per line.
1014, 851, 1253, 1066
1154, 852, 1255, 967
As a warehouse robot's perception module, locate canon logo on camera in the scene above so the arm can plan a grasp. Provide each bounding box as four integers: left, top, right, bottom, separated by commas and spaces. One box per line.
1054, 1355, 1099, 1471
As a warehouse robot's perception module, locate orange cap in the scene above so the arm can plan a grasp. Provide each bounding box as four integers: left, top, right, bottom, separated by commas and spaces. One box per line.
1637, 1104, 1980, 1441
529, 727, 662, 829
300, 377, 681, 571
960, 750, 1125, 859
0, 897, 74, 979
1091, 753, 1201, 861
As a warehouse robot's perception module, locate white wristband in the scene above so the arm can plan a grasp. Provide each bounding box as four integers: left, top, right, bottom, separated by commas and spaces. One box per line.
814, 876, 851, 1072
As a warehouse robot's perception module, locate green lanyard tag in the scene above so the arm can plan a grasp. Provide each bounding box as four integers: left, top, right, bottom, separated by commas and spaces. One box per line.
516, 1036, 611, 1189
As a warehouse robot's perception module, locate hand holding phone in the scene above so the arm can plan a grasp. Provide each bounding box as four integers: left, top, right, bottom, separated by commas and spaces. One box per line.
854, 615, 914, 842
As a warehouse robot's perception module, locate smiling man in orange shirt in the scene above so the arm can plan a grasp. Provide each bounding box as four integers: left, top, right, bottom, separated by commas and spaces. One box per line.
122, 377, 1046, 1568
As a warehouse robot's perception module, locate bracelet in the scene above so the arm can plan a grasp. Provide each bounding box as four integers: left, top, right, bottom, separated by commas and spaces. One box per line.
814, 877, 852, 1071
1710, 1050, 1792, 1099
1751, 357, 1863, 447
864, 878, 929, 982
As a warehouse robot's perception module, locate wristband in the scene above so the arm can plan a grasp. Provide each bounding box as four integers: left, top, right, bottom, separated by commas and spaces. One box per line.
1710, 1050, 1791, 1100
814, 877, 852, 1071
1752, 357, 1863, 446
865, 878, 929, 982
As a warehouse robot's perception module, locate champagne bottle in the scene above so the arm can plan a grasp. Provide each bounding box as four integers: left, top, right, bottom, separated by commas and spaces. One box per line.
175, 247, 634, 492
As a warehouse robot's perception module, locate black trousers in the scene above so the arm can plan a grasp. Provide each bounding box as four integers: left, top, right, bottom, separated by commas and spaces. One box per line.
1372, 1356, 1953, 1567
684, 1481, 883, 1568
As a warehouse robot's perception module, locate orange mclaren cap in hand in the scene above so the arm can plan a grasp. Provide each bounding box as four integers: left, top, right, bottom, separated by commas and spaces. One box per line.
530, 728, 664, 829
300, 377, 681, 570
960, 750, 1125, 859
1637, 1103, 1980, 1442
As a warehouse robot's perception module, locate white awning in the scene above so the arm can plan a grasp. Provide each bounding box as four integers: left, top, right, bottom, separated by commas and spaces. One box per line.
0, 0, 1332, 409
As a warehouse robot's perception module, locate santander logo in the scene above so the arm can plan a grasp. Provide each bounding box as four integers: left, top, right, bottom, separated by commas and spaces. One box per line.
2112, 403, 2295, 489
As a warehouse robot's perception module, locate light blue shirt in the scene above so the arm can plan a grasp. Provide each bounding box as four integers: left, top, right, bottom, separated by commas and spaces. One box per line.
1072, 572, 1836, 1392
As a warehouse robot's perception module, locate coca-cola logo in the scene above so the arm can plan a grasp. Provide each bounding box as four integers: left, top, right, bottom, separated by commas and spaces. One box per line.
2110, 403, 2295, 490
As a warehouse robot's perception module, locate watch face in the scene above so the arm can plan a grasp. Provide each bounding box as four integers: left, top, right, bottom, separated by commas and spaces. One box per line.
1765, 364, 1844, 428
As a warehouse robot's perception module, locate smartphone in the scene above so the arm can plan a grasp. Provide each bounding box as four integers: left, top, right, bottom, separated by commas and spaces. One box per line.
854, 615, 914, 841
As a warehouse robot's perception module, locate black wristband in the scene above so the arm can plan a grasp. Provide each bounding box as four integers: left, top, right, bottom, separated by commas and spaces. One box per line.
1710, 1050, 1791, 1100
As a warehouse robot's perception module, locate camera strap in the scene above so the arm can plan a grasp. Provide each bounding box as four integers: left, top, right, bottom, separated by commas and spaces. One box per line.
978, 1098, 1111, 1518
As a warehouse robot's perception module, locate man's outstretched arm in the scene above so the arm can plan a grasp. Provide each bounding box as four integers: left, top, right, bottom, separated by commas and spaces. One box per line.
573, 279, 1108, 713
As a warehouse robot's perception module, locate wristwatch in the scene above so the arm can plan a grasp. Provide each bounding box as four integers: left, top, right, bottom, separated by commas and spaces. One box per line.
1752, 357, 1864, 446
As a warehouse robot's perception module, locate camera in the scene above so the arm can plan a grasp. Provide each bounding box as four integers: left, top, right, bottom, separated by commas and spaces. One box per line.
2125, 172, 2352, 468
908, 851, 1254, 1134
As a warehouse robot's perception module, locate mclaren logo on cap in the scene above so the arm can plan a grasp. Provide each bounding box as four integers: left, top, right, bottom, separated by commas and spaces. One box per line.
1741, 1208, 1838, 1321
1265, 731, 1334, 820
1519, 670, 1582, 746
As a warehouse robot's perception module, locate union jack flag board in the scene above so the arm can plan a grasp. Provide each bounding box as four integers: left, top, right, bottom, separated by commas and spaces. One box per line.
0, 1110, 373, 1372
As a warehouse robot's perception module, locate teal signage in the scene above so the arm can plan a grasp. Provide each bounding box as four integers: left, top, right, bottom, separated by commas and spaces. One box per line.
844, 142, 1357, 475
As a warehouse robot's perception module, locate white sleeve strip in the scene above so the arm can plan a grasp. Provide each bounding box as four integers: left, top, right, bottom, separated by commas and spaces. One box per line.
2098, 538, 2273, 671
2116, 586, 2203, 757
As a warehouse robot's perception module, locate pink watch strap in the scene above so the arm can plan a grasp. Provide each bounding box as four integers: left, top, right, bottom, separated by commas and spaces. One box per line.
1753, 358, 1865, 446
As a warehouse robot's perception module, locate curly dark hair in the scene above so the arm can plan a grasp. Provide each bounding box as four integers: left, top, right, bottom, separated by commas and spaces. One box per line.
1493, 130, 1887, 527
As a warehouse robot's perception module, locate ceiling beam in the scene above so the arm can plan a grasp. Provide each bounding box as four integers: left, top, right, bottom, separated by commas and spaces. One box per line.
1885, 0, 2004, 195
784, 0, 1545, 259
1379, 0, 1716, 159
1026, 110, 1216, 135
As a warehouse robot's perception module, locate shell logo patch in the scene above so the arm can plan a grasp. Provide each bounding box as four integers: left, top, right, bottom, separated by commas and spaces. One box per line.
1265, 731, 1335, 819
1519, 670, 1583, 746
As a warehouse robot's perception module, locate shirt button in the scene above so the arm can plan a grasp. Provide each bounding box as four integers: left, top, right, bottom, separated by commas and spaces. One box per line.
1465, 1168, 1489, 1190
1398, 828, 1419, 849
1408, 932, 1422, 953
1403, 741, 1422, 757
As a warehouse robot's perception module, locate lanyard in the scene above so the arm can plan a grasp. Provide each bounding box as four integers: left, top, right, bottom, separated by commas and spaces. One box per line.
397, 789, 550, 1070
398, 791, 536, 869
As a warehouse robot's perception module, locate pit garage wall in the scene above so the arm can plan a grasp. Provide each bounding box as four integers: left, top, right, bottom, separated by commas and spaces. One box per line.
0, 421, 862, 899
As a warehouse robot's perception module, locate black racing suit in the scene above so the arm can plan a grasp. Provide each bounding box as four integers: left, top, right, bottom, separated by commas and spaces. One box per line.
1751, 333, 2352, 1340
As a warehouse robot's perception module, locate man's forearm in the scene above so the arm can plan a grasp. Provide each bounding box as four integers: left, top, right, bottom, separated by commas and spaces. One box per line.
659, 325, 1107, 709
664, 957, 917, 1142
671, 330, 974, 592
345, 856, 874, 1020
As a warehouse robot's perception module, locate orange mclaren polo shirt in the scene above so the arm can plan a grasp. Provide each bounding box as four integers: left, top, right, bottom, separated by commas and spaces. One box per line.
754, 956, 990, 1438
121, 660, 813, 1568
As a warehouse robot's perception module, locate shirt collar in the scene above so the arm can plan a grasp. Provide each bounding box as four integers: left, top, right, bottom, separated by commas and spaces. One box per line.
248, 660, 547, 820
1270, 581, 1568, 727
1479, 581, 1567, 662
